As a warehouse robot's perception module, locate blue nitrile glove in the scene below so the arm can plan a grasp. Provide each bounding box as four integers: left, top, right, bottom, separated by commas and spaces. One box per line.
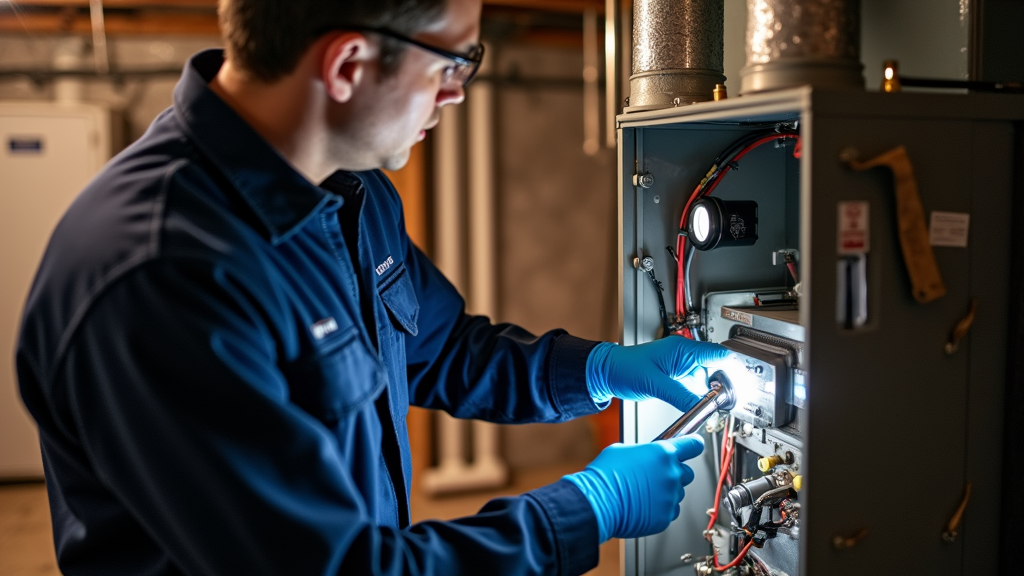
564, 435, 704, 542
586, 336, 733, 412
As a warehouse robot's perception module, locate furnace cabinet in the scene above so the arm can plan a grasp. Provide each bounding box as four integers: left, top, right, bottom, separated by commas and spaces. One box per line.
617, 87, 1023, 576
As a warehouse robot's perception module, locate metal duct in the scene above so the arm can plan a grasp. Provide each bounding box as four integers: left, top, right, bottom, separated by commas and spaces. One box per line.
629, 0, 725, 112
740, 0, 863, 94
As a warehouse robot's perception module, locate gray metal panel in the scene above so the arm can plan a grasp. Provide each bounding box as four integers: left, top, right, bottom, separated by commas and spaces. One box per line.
962, 120, 1014, 575
803, 116, 974, 576
617, 87, 1024, 130
619, 126, 641, 576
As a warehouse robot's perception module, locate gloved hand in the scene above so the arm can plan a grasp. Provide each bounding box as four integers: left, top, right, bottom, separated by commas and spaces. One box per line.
564, 435, 704, 542
586, 337, 733, 412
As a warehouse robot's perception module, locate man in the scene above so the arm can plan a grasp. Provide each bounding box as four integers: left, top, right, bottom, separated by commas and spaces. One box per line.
16, 0, 731, 574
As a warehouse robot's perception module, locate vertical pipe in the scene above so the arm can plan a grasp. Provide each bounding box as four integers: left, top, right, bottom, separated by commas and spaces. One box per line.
433, 105, 464, 291
424, 103, 467, 493
740, 0, 862, 94
629, 0, 725, 111
467, 79, 496, 319
53, 37, 86, 104
583, 8, 601, 156
89, 0, 110, 75
467, 72, 506, 487
605, 0, 622, 149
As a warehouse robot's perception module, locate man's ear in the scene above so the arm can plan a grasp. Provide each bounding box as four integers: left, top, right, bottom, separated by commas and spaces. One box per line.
322, 33, 372, 103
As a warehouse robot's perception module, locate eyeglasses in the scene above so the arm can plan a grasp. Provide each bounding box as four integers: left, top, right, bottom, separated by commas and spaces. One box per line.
352, 27, 484, 87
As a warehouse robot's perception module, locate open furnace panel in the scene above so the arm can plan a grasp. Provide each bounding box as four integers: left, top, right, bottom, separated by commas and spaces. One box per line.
618, 88, 1023, 576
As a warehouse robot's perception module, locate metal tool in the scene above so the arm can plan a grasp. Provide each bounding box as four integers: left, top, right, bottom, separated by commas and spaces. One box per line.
654, 370, 737, 441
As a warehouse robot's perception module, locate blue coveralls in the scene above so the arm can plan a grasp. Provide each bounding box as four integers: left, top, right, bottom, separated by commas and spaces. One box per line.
16, 49, 602, 576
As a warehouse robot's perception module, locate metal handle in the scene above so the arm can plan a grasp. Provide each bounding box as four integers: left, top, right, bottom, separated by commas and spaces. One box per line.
654, 371, 736, 441
942, 482, 972, 543
944, 299, 978, 355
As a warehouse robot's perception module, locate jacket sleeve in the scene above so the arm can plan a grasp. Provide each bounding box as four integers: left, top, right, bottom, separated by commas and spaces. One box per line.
401, 236, 603, 423
54, 257, 599, 576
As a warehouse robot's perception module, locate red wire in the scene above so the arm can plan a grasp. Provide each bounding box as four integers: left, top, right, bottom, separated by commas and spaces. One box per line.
714, 539, 754, 571
706, 432, 734, 535
707, 427, 752, 572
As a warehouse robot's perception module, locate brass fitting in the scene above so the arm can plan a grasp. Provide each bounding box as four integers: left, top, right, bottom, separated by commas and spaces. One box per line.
757, 454, 783, 472
882, 60, 901, 93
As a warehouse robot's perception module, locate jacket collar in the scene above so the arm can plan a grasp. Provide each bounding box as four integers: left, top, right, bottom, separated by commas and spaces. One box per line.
172, 49, 363, 244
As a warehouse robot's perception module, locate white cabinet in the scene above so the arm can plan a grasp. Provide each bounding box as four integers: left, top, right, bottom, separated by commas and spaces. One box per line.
0, 102, 112, 479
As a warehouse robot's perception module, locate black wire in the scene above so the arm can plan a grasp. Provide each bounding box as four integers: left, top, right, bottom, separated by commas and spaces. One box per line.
707, 129, 799, 187
645, 267, 672, 337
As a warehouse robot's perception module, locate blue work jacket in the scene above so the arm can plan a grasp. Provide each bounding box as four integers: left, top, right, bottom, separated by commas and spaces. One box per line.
16, 49, 602, 576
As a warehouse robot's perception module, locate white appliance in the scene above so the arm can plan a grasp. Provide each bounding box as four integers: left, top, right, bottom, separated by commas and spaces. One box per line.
0, 101, 113, 479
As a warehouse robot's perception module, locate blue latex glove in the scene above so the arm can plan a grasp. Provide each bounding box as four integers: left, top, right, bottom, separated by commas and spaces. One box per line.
564, 435, 704, 542
586, 336, 733, 412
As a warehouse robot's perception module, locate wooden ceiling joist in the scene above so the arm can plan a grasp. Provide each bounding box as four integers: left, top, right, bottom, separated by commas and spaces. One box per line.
4, 0, 606, 9
0, 10, 220, 36
0, 0, 610, 36
4, 0, 217, 7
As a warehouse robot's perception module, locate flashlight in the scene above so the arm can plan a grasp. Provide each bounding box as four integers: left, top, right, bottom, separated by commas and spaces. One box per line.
654, 370, 737, 440
686, 197, 758, 251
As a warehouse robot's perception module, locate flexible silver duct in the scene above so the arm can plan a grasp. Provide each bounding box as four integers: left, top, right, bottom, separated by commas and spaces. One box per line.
740, 0, 863, 94
629, 0, 725, 112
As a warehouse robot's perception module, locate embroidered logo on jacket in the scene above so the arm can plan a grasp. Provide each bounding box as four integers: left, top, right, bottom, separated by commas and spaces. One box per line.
375, 256, 395, 276
310, 317, 339, 340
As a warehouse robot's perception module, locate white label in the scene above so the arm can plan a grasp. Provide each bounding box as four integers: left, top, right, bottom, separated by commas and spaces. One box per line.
722, 307, 753, 326
375, 255, 395, 276
310, 317, 339, 340
929, 211, 970, 248
838, 201, 870, 255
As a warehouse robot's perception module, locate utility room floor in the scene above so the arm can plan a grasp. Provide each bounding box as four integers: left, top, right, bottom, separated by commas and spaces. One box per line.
0, 463, 618, 576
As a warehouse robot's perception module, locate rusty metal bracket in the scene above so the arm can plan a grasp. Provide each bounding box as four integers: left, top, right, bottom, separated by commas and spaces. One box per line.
842, 145, 947, 304
945, 299, 979, 355
942, 482, 972, 543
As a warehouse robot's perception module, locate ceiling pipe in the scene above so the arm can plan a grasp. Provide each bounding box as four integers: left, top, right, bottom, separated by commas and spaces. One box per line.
627, 0, 725, 112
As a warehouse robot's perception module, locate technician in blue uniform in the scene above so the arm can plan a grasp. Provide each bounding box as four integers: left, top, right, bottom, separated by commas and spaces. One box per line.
17, 0, 732, 574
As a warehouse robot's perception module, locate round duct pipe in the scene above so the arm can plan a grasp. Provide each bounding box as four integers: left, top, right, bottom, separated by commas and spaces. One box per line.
628, 0, 725, 112
740, 0, 863, 95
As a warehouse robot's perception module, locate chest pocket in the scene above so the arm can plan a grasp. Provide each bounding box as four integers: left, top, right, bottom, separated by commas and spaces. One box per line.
283, 327, 384, 426
378, 263, 419, 336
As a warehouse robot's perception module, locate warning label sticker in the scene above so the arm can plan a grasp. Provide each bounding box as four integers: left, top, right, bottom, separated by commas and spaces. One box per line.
929, 211, 970, 248
838, 201, 870, 255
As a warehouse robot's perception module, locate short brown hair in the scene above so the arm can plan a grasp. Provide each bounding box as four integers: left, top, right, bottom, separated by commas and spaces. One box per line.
219, 0, 448, 82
